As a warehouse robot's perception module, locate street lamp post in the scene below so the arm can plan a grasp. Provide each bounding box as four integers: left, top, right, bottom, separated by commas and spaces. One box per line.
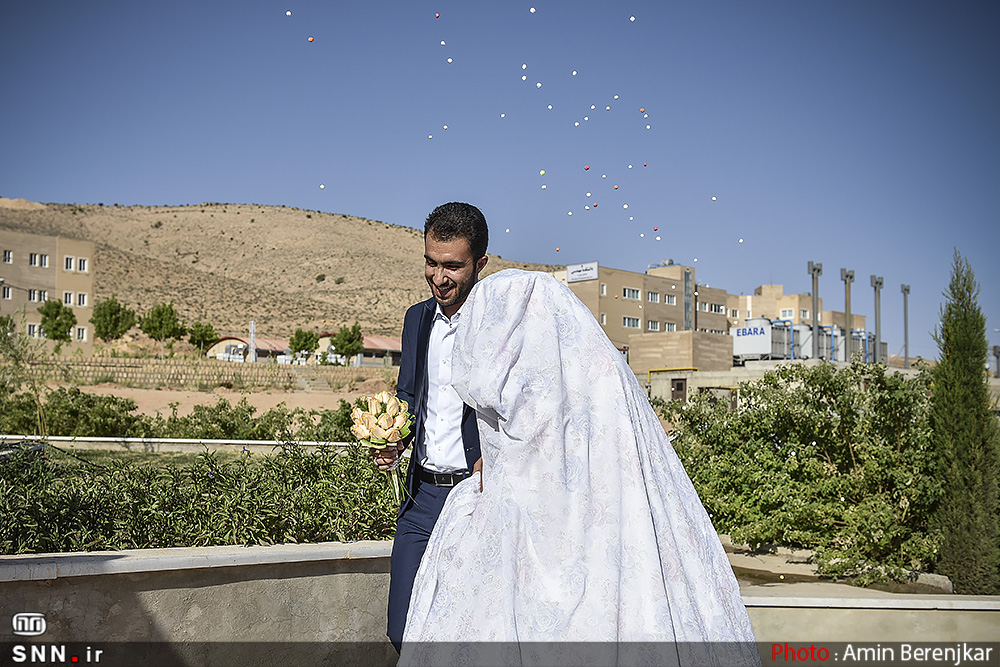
901, 284, 910, 369
871, 275, 884, 364
808, 262, 822, 360
841, 269, 854, 361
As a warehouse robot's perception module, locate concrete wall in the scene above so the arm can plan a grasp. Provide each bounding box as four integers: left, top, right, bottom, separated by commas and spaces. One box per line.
0, 357, 391, 391
630, 330, 734, 377
2, 542, 996, 667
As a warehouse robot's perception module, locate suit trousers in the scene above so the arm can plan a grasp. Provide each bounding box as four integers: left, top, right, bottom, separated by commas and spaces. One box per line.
387, 477, 454, 652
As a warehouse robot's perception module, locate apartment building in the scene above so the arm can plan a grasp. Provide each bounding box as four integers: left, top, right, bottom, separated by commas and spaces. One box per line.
0, 229, 95, 355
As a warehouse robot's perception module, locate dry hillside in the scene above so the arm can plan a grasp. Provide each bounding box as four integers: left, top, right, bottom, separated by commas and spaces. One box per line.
0, 198, 561, 339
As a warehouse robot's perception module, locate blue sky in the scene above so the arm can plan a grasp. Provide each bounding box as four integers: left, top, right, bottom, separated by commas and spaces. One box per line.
2, 1, 997, 361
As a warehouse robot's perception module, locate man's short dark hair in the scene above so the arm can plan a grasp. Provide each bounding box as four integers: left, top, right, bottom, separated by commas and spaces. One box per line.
424, 202, 489, 260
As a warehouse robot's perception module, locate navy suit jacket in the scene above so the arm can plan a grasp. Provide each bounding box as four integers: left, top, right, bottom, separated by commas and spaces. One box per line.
396, 297, 482, 515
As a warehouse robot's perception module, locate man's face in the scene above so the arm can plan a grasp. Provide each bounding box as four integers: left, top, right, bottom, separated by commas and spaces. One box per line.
424, 234, 487, 317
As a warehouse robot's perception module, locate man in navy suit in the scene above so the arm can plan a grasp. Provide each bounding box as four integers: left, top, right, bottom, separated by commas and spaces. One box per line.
371, 202, 488, 652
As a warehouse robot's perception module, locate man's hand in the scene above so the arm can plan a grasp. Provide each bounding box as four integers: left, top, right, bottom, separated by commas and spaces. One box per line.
371, 444, 405, 471
473, 456, 483, 492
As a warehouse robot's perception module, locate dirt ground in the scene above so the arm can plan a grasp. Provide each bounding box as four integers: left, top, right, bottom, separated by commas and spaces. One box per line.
68, 383, 383, 417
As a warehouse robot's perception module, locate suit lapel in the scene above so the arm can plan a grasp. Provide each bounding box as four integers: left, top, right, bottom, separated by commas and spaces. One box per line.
414, 297, 436, 422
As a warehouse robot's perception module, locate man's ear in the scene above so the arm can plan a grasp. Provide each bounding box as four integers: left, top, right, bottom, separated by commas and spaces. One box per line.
476, 255, 489, 275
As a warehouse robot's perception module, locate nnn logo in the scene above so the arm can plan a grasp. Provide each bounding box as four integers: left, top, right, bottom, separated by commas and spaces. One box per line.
12, 613, 46, 637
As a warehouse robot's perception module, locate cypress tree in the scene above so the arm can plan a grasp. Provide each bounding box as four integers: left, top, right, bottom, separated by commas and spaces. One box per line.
931, 250, 1000, 594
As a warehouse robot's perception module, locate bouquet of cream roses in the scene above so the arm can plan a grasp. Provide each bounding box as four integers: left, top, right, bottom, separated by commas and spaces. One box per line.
351, 391, 413, 501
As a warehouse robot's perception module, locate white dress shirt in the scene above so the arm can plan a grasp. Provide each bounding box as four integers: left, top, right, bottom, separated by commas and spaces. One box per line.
418, 304, 468, 473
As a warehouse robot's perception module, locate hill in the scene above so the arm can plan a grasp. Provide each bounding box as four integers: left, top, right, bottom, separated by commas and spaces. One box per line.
0, 198, 561, 339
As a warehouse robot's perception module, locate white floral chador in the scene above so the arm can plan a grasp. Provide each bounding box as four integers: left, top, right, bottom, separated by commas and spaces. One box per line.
400, 270, 759, 666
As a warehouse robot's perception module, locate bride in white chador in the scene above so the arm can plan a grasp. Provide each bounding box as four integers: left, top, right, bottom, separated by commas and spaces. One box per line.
400, 270, 759, 666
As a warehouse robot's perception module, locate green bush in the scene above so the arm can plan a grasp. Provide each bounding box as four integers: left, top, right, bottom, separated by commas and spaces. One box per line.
0, 444, 400, 554
659, 359, 942, 586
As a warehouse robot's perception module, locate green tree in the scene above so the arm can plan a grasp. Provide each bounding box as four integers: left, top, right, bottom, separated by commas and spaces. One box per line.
930, 250, 1000, 594
332, 321, 364, 361
90, 295, 136, 342
289, 328, 319, 357
37, 300, 77, 353
188, 321, 218, 355
139, 302, 186, 342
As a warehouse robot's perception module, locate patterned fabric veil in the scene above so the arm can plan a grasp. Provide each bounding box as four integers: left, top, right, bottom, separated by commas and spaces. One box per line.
400, 269, 759, 666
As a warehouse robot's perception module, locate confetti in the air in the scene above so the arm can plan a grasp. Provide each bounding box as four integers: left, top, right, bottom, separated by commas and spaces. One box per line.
628, 164, 633, 169
643, 163, 647, 167
536, 82, 542, 88
623, 204, 629, 209
541, 185, 547, 190
547, 104, 553, 110
693, 257, 698, 262
572, 70, 578, 76
646, 124, 651, 130
614, 95, 619, 100
640, 108, 645, 113
640, 233, 645, 238
539, 169, 546, 176
629, 216, 634, 220
441, 40, 446, 46
428, 134, 433, 139
447, 58, 453, 63
584, 206, 590, 210
506, 228, 510, 233
308, 36, 314, 42
606, 106, 611, 111
530, 7, 536, 13
630, 15, 636, 22
656, 236, 661, 241
739, 238, 744, 244
712, 196, 717, 201
522, 64, 527, 70
602, 174, 607, 179
443, 125, 448, 130
591, 105, 596, 110
435, 13, 440, 18
286, 10, 291, 16
522, 75, 528, 81
555, 247, 560, 251
568, 212, 573, 216
586, 192, 592, 197
574, 121, 580, 126
500, 113, 506, 118
319, 184, 325, 189
653, 226, 658, 231
614, 185, 618, 190
584, 116, 589, 121
584, 165, 589, 170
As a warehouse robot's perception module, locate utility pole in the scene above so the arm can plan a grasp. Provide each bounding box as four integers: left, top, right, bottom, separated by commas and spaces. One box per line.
993, 345, 999, 379
901, 284, 910, 369
871, 275, 883, 364
809, 261, 822, 360
841, 269, 854, 361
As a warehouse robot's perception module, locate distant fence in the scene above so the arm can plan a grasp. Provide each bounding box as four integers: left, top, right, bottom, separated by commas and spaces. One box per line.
1, 357, 395, 391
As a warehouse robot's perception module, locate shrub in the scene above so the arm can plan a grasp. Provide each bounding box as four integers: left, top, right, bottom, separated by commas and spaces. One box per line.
659, 359, 941, 586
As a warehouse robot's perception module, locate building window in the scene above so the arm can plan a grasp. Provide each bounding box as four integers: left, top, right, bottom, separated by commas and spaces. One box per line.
76, 327, 87, 342
647, 291, 660, 303
710, 329, 726, 335
665, 294, 676, 305
711, 303, 725, 314
801, 309, 809, 320
623, 287, 640, 300
78, 258, 88, 273
730, 308, 739, 318
2, 250, 11, 263
40, 254, 49, 268
698, 302, 708, 312
600, 313, 606, 325
2, 286, 11, 299
64, 292, 74, 306
647, 320, 660, 332
780, 308, 794, 319
65, 256, 75, 271
28, 289, 38, 302
623, 316, 640, 329
38, 290, 47, 302
665, 322, 676, 332
29, 253, 38, 267
600, 283, 606, 296
27, 324, 38, 337
77, 293, 88, 307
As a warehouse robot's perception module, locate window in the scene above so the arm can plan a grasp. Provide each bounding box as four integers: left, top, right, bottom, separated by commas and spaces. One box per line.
665, 322, 676, 332
77, 293, 88, 307
648, 291, 660, 303
730, 309, 739, 318
780, 308, 794, 319
27, 324, 37, 337
600, 283, 607, 296
665, 294, 676, 305
76, 327, 87, 342
28, 289, 38, 302
600, 313, 606, 325
698, 302, 708, 312
800, 309, 809, 320
2, 286, 10, 299
78, 258, 88, 273
64, 292, 74, 306
711, 303, 725, 314
65, 256, 75, 271
38, 290, 47, 302
623, 287, 640, 300
40, 254, 49, 268
29, 253, 38, 267
2, 250, 11, 263
647, 320, 660, 331
623, 316, 640, 329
